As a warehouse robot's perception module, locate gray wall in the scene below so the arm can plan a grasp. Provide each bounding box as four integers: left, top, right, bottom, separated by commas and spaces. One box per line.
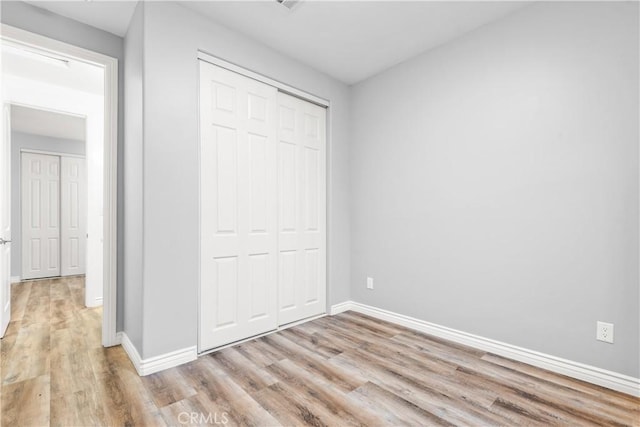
350, 2, 639, 377
1, 1, 126, 331
137, 2, 351, 359
123, 2, 144, 353
10, 131, 85, 278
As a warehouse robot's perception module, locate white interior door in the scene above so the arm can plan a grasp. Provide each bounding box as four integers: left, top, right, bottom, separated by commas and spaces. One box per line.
0, 104, 12, 337
60, 156, 86, 276
277, 93, 327, 326
199, 61, 279, 351
21, 152, 60, 280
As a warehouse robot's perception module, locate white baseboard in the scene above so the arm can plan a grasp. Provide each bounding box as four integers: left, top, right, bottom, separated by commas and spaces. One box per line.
331, 301, 640, 398
119, 332, 197, 376
10, 276, 21, 284
330, 301, 353, 315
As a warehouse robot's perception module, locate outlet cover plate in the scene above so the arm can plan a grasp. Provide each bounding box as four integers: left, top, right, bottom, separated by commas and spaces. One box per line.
596, 321, 614, 344
366, 277, 374, 290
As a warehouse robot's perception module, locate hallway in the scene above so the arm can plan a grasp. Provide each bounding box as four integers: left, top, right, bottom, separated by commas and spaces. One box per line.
0, 277, 139, 425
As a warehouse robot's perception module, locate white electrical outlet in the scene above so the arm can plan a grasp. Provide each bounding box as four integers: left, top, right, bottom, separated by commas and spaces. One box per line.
596, 321, 614, 343
366, 277, 374, 290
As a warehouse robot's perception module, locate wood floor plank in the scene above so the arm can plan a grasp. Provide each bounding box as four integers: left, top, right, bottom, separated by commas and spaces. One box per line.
142, 367, 199, 408
266, 359, 381, 426
348, 381, 456, 427
2, 277, 637, 427
279, 325, 350, 358
335, 311, 409, 336
482, 353, 640, 411
159, 392, 231, 427
330, 350, 513, 426
233, 341, 280, 368
2, 324, 50, 385
208, 347, 278, 393
8, 281, 31, 321
1, 374, 51, 426
262, 333, 366, 392
20, 280, 51, 327
253, 381, 348, 427
177, 357, 281, 426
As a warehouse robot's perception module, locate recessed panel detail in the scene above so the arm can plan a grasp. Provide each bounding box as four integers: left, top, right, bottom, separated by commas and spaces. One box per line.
31, 160, 40, 174
50, 162, 59, 176
215, 257, 238, 328
305, 249, 319, 304
249, 254, 269, 320
213, 81, 236, 113
30, 239, 40, 271
49, 181, 59, 228
248, 93, 267, 122
215, 126, 238, 233
48, 238, 58, 269
70, 182, 79, 228
305, 148, 319, 231
305, 113, 319, 139
31, 181, 40, 228
280, 106, 295, 131
279, 142, 296, 232
250, 133, 268, 233
70, 238, 79, 268
279, 250, 296, 310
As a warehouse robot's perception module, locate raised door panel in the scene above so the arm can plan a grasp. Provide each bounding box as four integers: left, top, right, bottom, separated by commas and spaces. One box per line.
200, 61, 278, 352
21, 153, 60, 280
61, 156, 86, 276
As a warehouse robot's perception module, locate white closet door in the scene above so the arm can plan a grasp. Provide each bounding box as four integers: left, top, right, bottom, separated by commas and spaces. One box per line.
199, 61, 279, 351
277, 92, 326, 326
22, 153, 60, 280
60, 156, 86, 276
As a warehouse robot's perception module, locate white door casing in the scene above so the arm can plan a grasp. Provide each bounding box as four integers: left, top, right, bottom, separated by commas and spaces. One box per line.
60, 156, 87, 276
0, 104, 11, 337
1, 23, 119, 347
199, 61, 279, 351
276, 92, 327, 326
21, 152, 60, 280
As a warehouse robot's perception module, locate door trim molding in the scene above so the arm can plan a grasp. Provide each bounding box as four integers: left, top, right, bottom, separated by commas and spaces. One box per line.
331, 301, 640, 397
20, 149, 85, 159
1, 24, 119, 347
197, 51, 330, 108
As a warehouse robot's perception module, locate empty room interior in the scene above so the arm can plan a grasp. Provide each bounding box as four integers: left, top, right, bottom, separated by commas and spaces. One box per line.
0, 0, 638, 426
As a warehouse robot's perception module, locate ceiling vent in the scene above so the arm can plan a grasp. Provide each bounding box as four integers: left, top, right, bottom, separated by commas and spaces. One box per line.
275, 0, 299, 11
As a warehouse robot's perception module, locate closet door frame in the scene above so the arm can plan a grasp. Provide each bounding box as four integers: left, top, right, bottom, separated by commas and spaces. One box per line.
198, 52, 331, 354
20, 149, 86, 280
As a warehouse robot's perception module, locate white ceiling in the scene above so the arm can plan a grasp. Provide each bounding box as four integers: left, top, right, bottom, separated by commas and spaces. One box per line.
20, 1, 530, 85
182, 1, 530, 84
2, 42, 104, 95
24, 0, 138, 37
11, 104, 86, 142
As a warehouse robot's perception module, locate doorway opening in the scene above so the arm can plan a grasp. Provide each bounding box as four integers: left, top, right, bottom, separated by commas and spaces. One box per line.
0, 24, 118, 347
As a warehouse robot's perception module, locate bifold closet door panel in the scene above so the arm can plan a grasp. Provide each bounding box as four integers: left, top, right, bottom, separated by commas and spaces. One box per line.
277, 92, 327, 326
21, 153, 60, 280
199, 61, 279, 351
61, 156, 87, 276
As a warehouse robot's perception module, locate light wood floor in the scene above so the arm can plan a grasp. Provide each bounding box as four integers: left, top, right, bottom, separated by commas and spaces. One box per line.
1, 277, 638, 426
